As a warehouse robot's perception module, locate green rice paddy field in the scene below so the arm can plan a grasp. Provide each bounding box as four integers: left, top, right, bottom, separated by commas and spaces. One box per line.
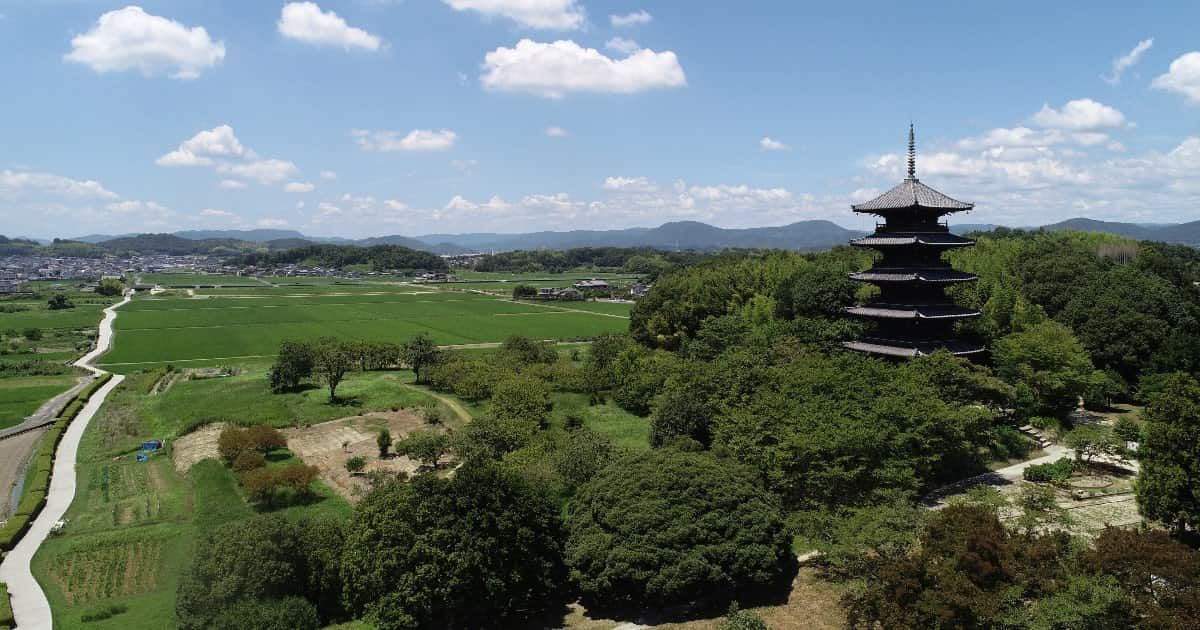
99, 287, 630, 370
0, 374, 78, 429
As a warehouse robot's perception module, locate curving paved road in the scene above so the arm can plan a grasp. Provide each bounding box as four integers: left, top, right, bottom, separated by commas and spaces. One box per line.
0, 295, 129, 629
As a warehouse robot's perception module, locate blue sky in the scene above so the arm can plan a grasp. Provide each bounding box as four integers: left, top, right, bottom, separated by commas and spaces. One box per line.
1, 0, 1199, 239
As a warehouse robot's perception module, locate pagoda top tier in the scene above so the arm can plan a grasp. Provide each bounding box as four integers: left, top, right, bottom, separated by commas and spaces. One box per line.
852, 125, 974, 215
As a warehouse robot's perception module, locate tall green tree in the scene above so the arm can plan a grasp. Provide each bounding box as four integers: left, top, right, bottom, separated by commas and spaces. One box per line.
311, 337, 352, 401
269, 340, 315, 393
1136, 373, 1200, 537
341, 464, 567, 629
400, 333, 441, 383
993, 320, 1104, 418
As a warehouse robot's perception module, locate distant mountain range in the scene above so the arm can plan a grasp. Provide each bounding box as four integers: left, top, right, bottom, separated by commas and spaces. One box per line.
55, 216, 1200, 256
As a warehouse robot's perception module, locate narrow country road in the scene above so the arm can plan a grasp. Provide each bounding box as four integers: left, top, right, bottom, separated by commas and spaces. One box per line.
0, 294, 130, 629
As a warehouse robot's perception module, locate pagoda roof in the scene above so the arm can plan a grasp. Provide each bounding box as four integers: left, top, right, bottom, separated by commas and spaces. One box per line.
850, 233, 975, 248
852, 178, 973, 213
849, 268, 978, 283
843, 337, 986, 358
845, 304, 980, 320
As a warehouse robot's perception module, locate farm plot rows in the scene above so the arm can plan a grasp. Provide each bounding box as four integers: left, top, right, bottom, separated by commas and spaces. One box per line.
98, 290, 629, 368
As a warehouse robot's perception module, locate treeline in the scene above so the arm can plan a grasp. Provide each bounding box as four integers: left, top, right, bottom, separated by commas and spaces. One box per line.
473, 247, 704, 275
234, 244, 448, 272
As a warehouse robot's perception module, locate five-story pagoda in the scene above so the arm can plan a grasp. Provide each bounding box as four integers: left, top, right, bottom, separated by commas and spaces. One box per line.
843, 126, 985, 358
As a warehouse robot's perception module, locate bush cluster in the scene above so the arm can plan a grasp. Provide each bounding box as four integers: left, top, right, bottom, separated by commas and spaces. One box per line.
1023, 457, 1075, 484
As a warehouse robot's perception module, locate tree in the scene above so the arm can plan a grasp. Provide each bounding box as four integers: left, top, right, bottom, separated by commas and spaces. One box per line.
553, 428, 614, 486
776, 263, 857, 319
345, 456, 367, 474
1136, 374, 1200, 537
208, 597, 320, 630
312, 337, 352, 401
1064, 424, 1125, 465
1083, 527, 1200, 625
232, 450, 266, 472
649, 376, 714, 447
396, 429, 451, 468
22, 328, 41, 342
218, 427, 255, 463
490, 375, 552, 429
269, 341, 314, 393
511, 284, 537, 300
177, 516, 306, 630
376, 428, 392, 459
247, 425, 287, 453
341, 464, 567, 629
567, 449, 793, 611
993, 320, 1105, 418
46, 294, 74, 310
400, 333, 441, 384
95, 278, 124, 296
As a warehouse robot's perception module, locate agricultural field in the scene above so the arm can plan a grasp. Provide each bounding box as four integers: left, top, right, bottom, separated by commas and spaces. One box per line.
0, 374, 79, 429
97, 287, 630, 370
134, 273, 265, 287
31, 371, 357, 630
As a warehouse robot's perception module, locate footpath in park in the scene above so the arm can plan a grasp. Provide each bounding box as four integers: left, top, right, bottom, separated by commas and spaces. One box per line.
0, 295, 129, 629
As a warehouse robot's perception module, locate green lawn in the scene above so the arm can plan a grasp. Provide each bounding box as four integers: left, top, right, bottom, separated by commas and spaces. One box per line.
98, 290, 628, 369
32, 372, 353, 630
0, 374, 78, 429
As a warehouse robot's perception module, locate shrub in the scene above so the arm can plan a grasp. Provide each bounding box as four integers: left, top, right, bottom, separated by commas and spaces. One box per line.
0, 583, 14, 627
1024, 457, 1074, 484
80, 603, 128, 623
345, 456, 367, 474
232, 451, 266, 472
218, 427, 254, 463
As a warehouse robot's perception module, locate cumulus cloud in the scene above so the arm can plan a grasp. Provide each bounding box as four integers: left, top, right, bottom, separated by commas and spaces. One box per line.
610, 10, 652, 27
442, 0, 584, 30
605, 37, 640, 55
106, 200, 174, 217
481, 39, 686, 98
64, 6, 225, 79
1103, 38, 1153, 85
545, 126, 568, 137
0, 169, 118, 200
310, 193, 412, 225
218, 179, 248, 189
759, 137, 789, 151
1031, 98, 1126, 129
352, 128, 458, 151
257, 218, 289, 227
217, 159, 299, 184
278, 2, 383, 51
1152, 52, 1200, 105
319, 170, 337, 180
199, 208, 235, 218
157, 124, 254, 167
284, 181, 316, 193
603, 176, 658, 192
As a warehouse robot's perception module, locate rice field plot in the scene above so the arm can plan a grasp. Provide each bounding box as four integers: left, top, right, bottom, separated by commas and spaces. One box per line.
137, 273, 263, 287
98, 290, 628, 368
0, 374, 78, 429
0, 302, 106, 331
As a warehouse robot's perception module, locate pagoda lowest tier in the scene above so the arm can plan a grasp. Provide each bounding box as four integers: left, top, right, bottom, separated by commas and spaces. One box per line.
842, 126, 985, 359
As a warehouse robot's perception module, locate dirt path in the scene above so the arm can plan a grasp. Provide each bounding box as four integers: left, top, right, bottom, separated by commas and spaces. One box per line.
503, 298, 631, 319
401, 383, 472, 424
0, 429, 47, 520
0, 294, 129, 629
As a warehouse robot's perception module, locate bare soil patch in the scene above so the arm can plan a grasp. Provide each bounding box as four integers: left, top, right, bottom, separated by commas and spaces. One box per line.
562, 568, 846, 629
171, 423, 226, 474
283, 410, 442, 502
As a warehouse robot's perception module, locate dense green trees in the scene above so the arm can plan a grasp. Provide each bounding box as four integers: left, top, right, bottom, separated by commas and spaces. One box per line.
993, 320, 1106, 418
399, 333, 441, 383
1136, 373, 1200, 537
46, 294, 74, 310
233, 244, 447, 272
269, 340, 315, 392
566, 449, 793, 611
95, 278, 124, 296
178, 515, 345, 629
341, 464, 567, 629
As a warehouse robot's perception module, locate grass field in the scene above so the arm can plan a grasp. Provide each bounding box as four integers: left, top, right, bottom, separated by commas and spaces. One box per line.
135, 273, 265, 287
32, 371, 354, 630
98, 288, 629, 370
0, 374, 78, 429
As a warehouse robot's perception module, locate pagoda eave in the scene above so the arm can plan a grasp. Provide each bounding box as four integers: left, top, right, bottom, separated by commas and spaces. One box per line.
850, 234, 976, 248
849, 270, 979, 284
842, 338, 987, 358
845, 305, 981, 320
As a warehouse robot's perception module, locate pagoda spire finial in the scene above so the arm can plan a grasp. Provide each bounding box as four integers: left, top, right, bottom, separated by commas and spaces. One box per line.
906, 123, 917, 180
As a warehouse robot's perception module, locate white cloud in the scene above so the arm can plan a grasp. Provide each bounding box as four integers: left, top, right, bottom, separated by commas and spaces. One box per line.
157, 124, 253, 167
352, 128, 458, 152
217, 159, 299, 184
1032, 98, 1126, 130
1103, 38, 1153, 85
284, 181, 316, 193
1152, 52, 1200, 105
759, 136, 789, 151
310, 194, 412, 225
545, 126, 569, 137
481, 39, 686, 98
64, 6, 225, 79
257, 218, 289, 228
199, 208, 235, 218
450, 159, 479, 174
319, 170, 337, 180
106, 200, 173, 217
610, 10, 652, 27
278, 2, 383, 51
218, 179, 248, 189
443, 0, 584, 30
605, 37, 640, 55
603, 176, 658, 192
0, 169, 118, 200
